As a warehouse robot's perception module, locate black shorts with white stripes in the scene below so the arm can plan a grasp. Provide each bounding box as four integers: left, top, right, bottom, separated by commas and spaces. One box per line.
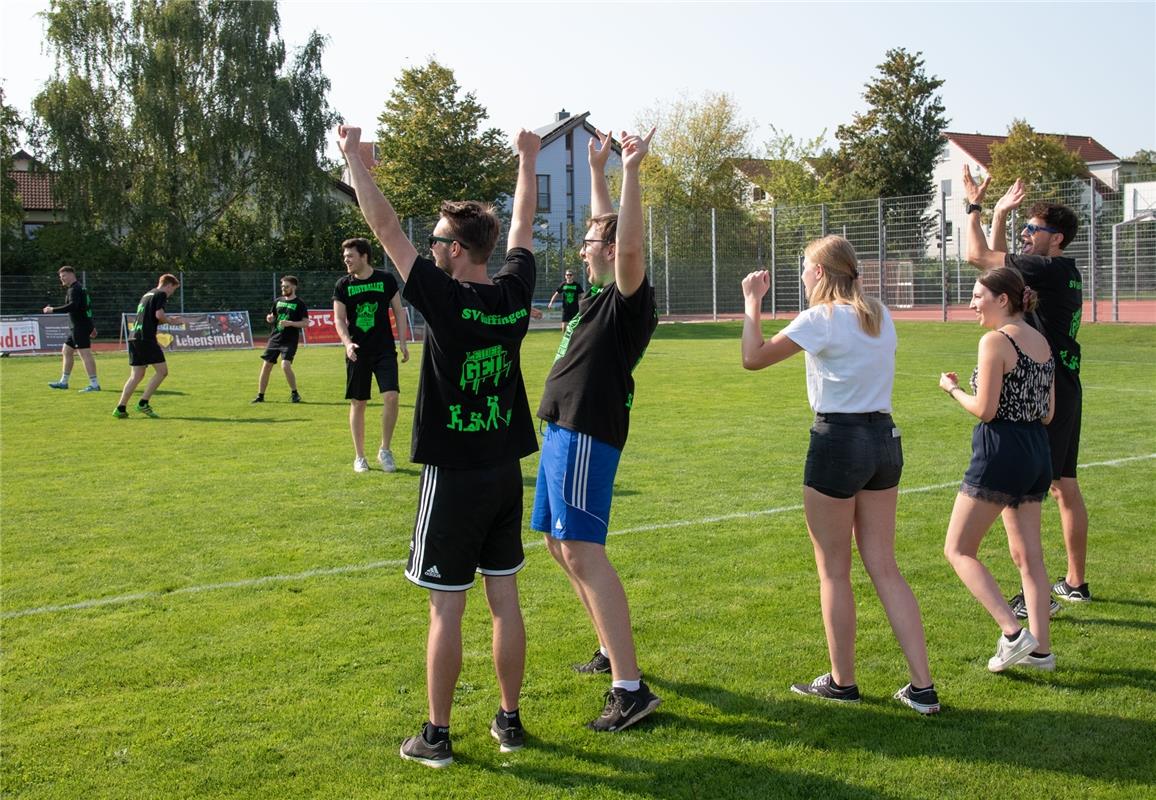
404, 459, 525, 591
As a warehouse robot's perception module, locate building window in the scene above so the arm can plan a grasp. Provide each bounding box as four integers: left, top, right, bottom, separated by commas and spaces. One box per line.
752, 187, 766, 202
945, 220, 953, 240
565, 131, 573, 151
941, 179, 952, 197
536, 175, 551, 213
566, 166, 574, 219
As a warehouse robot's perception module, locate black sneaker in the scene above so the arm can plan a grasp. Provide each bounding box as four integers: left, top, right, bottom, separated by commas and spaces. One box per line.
586, 682, 661, 732
490, 712, 525, 752
399, 723, 452, 768
790, 673, 861, 703
290, 392, 301, 403
1052, 578, 1091, 602
893, 683, 941, 715
1008, 592, 1062, 620
573, 649, 612, 674
250, 395, 264, 404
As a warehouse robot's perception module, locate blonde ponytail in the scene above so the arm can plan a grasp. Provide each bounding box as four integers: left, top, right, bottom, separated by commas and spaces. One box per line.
803, 235, 883, 337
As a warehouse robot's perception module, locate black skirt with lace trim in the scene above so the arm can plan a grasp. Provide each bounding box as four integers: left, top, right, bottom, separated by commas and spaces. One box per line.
960, 420, 1051, 509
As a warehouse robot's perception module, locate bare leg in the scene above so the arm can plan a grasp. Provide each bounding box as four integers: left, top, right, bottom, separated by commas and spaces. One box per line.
545, 535, 604, 649
77, 348, 98, 383
853, 486, 933, 687
1051, 478, 1088, 587
426, 589, 467, 727
558, 540, 640, 681
944, 493, 1019, 635
381, 390, 399, 451
61, 345, 76, 377
117, 365, 148, 407
281, 359, 298, 392
139, 362, 168, 403
257, 360, 274, 394
1003, 503, 1051, 651
484, 574, 525, 712
803, 487, 857, 686
349, 400, 367, 460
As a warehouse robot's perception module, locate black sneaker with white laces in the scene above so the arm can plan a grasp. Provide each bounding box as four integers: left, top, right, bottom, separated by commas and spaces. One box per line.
1008, 592, 1062, 620
490, 711, 525, 752
790, 673, 861, 703
399, 723, 453, 768
586, 682, 661, 732
573, 649, 612, 674
1052, 578, 1091, 602
893, 683, 941, 715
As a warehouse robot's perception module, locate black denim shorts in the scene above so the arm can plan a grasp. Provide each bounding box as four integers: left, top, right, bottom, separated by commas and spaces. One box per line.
804, 412, 903, 499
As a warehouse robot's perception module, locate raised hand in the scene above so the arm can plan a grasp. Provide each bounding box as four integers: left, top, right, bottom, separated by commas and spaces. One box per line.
588, 128, 613, 171
621, 127, 656, 171
337, 125, 361, 157
515, 128, 541, 158
742, 270, 771, 302
939, 371, 960, 394
962, 164, 991, 205
993, 178, 1026, 215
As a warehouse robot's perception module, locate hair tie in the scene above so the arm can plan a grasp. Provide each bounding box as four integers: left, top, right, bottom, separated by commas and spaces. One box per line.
850, 268, 860, 279
1022, 286, 1035, 307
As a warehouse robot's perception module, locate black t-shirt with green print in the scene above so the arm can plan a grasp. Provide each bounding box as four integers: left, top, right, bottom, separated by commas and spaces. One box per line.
1005, 253, 1082, 378
59, 283, 95, 334
131, 289, 167, 343
555, 280, 582, 317
267, 296, 307, 347
333, 269, 398, 355
537, 275, 658, 451
402, 248, 538, 469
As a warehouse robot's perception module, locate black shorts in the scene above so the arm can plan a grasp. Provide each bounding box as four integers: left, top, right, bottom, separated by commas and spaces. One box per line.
261, 341, 298, 363
345, 349, 398, 401
1046, 371, 1081, 480
561, 305, 578, 322
66, 326, 93, 350
961, 419, 1051, 508
404, 460, 525, 591
804, 412, 903, 499
128, 340, 166, 366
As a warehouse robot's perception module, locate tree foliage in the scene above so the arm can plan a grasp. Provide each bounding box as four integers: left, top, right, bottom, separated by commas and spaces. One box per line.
32, 0, 339, 270
754, 126, 834, 208
374, 59, 515, 219
829, 48, 948, 200
1, 87, 24, 238
636, 91, 753, 210
986, 119, 1088, 203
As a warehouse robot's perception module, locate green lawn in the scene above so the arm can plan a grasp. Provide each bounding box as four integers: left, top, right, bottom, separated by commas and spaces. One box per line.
2, 321, 1155, 799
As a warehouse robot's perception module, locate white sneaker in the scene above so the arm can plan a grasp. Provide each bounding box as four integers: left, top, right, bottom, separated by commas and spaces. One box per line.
79, 384, 101, 393
353, 457, 370, 473
377, 448, 396, 473
1020, 652, 1056, 671
987, 629, 1038, 672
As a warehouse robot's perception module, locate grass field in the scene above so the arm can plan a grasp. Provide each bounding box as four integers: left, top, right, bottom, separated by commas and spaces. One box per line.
2, 321, 1155, 799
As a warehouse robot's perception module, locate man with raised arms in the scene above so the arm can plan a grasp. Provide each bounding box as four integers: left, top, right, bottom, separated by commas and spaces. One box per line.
533, 128, 661, 732
338, 123, 540, 767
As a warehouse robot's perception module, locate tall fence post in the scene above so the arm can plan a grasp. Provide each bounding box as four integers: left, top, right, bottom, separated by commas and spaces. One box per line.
647, 206, 654, 284
1089, 176, 1097, 322
179, 271, 185, 313
1112, 222, 1119, 322
710, 208, 718, 322
770, 206, 778, 319
877, 198, 885, 306
940, 193, 948, 322
820, 203, 828, 238
663, 221, 671, 317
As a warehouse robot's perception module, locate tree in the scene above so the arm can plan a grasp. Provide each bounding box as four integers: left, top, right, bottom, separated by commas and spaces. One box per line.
754, 126, 834, 208
32, 0, 338, 270
374, 59, 515, 220
830, 48, 948, 200
1127, 149, 1155, 165
1, 87, 23, 239
635, 91, 753, 210
986, 119, 1088, 203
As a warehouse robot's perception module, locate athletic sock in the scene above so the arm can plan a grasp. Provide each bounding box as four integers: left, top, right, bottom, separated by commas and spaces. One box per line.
1004, 629, 1023, 642
498, 708, 520, 728
59, 372, 70, 384
911, 684, 933, 693
599, 645, 609, 657
255, 393, 264, 400
137, 400, 150, 408
612, 679, 642, 693
830, 678, 856, 691
116, 405, 127, 413
87, 376, 99, 386
423, 722, 450, 744
1029, 651, 1051, 658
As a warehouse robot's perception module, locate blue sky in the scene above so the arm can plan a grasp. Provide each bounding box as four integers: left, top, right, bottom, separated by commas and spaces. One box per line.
3, 1, 1153, 162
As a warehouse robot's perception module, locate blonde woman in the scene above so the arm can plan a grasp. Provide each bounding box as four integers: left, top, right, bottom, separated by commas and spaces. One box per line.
940, 267, 1056, 672
741, 235, 938, 714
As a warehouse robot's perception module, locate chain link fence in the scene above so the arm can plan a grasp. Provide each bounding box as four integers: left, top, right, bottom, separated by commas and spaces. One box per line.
5, 174, 1153, 337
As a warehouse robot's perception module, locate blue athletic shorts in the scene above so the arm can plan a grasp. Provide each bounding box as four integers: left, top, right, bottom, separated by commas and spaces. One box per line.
531, 422, 621, 544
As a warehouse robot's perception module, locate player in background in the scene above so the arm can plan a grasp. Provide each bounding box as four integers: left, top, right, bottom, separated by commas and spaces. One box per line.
43, 265, 100, 392
252, 276, 307, 403
546, 269, 583, 331
114, 274, 183, 418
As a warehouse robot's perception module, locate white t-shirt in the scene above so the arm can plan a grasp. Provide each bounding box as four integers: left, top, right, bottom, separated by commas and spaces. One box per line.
781, 302, 896, 413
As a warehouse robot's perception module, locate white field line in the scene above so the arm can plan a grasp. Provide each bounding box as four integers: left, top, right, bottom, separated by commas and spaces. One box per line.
4, 453, 1154, 621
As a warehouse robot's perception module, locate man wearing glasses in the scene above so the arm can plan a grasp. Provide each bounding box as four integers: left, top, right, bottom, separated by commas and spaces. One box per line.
533, 128, 661, 733
338, 124, 540, 767
333, 237, 410, 473
961, 167, 1091, 612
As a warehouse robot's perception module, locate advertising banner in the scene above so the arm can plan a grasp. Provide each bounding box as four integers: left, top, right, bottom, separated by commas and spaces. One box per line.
0, 314, 76, 354
305, 308, 341, 345
120, 311, 253, 351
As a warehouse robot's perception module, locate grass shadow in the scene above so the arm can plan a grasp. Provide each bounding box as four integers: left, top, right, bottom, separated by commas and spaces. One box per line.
164, 416, 308, 424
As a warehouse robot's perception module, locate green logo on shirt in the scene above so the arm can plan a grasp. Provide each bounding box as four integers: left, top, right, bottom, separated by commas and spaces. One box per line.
446, 395, 511, 432
553, 313, 583, 362
460, 346, 511, 393
354, 302, 377, 333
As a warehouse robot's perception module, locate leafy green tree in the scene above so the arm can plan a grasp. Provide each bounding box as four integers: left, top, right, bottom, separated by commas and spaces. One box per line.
374, 59, 515, 219
754, 126, 834, 208
986, 119, 1088, 204
636, 91, 753, 210
1, 87, 24, 239
32, 0, 338, 270
829, 48, 948, 200
1128, 149, 1156, 165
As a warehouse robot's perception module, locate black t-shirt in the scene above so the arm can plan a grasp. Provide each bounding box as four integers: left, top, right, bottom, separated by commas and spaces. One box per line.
402, 248, 538, 469
268, 296, 307, 347
1005, 253, 1082, 377
333, 269, 399, 354
60, 283, 94, 332
131, 289, 167, 343
537, 276, 659, 450
555, 281, 582, 314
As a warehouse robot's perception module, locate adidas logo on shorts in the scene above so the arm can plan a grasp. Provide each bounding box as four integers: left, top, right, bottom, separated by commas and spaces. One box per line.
423, 565, 442, 579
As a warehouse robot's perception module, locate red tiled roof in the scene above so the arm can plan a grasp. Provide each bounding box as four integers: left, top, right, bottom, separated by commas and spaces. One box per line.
9, 170, 60, 211
944, 131, 1118, 167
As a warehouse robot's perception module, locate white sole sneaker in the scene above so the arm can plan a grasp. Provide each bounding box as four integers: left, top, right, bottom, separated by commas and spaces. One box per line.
1019, 652, 1056, 671
988, 630, 1039, 672
353, 457, 370, 473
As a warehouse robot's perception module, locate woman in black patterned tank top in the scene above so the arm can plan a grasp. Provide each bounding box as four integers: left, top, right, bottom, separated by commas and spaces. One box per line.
938, 267, 1058, 674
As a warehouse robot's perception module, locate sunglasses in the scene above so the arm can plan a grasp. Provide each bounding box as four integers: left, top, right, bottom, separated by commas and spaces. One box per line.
429, 235, 468, 250
1024, 223, 1059, 235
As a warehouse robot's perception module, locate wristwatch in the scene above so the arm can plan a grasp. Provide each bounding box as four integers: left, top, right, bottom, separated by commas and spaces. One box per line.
965, 203, 982, 215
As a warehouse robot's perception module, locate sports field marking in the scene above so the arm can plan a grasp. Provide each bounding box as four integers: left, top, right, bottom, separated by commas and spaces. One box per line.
5, 453, 1153, 621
